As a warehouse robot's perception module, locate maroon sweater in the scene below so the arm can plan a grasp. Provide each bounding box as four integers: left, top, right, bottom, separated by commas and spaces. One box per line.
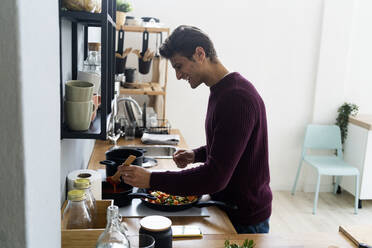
150, 72, 272, 225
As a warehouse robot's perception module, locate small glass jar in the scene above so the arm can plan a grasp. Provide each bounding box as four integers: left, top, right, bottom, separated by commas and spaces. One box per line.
62, 189, 93, 229
73, 178, 96, 221
139, 215, 172, 248
83, 42, 101, 73
96, 205, 130, 248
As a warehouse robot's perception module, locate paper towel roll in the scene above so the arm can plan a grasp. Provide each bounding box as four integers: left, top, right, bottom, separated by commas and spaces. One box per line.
67, 169, 102, 200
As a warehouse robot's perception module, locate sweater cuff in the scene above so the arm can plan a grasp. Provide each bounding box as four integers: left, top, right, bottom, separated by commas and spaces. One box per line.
193, 146, 207, 163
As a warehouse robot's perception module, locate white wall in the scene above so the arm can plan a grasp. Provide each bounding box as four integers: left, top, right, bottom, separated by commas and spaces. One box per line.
0, 0, 60, 247
0, 0, 26, 247
130, 0, 323, 190
345, 0, 372, 114
128, 0, 372, 191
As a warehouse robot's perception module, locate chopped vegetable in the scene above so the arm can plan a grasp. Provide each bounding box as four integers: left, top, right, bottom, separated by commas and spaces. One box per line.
224, 239, 255, 248
145, 191, 198, 205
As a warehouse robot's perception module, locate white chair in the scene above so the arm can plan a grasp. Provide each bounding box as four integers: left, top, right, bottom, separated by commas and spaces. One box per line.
291, 124, 359, 214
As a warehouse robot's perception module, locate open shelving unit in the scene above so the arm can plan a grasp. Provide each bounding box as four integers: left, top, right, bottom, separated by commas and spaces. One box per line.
116, 25, 170, 120
59, 0, 116, 139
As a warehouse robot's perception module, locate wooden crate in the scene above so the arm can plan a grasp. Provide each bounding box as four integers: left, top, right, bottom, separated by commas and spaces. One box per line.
61, 200, 113, 248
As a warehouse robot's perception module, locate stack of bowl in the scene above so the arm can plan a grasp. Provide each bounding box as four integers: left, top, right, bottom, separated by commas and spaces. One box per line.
65, 80, 95, 131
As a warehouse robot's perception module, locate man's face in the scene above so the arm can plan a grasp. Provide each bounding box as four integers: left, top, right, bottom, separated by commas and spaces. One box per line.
170, 53, 203, 89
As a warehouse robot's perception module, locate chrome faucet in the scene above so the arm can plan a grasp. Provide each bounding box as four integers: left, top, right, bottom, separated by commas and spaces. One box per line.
117, 96, 143, 117
107, 94, 143, 146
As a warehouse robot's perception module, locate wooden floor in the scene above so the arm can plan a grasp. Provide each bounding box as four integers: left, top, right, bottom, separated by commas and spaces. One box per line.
270, 191, 372, 234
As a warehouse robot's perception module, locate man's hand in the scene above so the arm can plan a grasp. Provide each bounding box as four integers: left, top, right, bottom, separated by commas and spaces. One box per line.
118, 164, 151, 188
173, 149, 195, 168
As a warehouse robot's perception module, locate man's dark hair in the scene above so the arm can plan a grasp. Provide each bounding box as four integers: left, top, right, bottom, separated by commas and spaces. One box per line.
159, 25, 217, 62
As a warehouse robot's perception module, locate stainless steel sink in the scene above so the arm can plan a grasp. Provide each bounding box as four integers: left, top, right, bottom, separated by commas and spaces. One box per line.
126, 145, 177, 159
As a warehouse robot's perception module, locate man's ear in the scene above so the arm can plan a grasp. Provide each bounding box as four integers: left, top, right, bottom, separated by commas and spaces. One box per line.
193, 46, 206, 63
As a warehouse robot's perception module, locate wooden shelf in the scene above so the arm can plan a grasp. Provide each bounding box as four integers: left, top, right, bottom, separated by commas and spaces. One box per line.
120, 82, 165, 95
117, 25, 170, 33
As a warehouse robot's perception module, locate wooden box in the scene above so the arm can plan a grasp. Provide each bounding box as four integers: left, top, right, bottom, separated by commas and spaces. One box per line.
61, 200, 113, 248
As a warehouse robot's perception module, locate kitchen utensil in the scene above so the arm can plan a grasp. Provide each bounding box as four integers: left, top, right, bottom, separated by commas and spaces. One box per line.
138, 31, 152, 74
151, 55, 160, 82
106, 155, 136, 185
125, 101, 136, 124
128, 188, 238, 212
142, 30, 149, 54
115, 30, 127, 74
142, 102, 147, 129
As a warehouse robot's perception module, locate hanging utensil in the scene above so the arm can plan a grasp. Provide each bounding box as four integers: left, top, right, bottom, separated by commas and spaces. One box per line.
115, 29, 126, 74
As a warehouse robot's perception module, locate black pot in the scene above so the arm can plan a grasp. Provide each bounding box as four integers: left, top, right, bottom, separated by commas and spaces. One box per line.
101, 181, 133, 207
100, 147, 145, 177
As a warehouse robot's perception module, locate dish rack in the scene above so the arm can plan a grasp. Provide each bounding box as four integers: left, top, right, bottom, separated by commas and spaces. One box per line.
135, 119, 171, 137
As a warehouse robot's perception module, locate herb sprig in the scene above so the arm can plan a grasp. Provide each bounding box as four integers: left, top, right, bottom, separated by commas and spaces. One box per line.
224, 239, 255, 248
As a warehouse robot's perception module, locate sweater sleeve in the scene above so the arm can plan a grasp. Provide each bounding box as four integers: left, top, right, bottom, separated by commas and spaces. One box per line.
193, 146, 207, 163
150, 92, 257, 196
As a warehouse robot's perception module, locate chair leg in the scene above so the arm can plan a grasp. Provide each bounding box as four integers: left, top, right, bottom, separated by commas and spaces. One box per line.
313, 174, 321, 215
333, 176, 338, 194
291, 160, 304, 195
354, 174, 359, 214
334, 176, 342, 194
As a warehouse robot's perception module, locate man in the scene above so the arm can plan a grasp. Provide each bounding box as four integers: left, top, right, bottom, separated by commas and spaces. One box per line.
119, 25, 272, 234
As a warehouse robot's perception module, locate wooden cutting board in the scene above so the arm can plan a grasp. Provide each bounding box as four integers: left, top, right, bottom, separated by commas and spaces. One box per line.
339, 225, 372, 246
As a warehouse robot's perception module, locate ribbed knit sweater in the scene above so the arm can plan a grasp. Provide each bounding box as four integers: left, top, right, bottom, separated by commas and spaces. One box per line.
150, 72, 272, 225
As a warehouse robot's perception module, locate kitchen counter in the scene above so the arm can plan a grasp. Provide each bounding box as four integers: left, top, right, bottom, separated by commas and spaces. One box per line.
349, 114, 372, 130
171, 232, 353, 247
85, 129, 356, 248
87, 129, 237, 235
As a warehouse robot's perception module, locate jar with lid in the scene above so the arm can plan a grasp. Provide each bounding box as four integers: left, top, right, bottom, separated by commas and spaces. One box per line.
62, 189, 93, 229
73, 178, 96, 222
96, 205, 130, 248
83, 42, 101, 73
139, 215, 172, 248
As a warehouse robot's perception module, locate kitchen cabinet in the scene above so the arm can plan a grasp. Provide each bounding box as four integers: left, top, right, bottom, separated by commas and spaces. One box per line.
117, 25, 170, 120
59, 0, 116, 139
341, 115, 372, 205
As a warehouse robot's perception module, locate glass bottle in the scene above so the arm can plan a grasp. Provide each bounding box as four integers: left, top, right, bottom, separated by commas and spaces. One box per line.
62, 189, 93, 229
96, 205, 129, 248
73, 178, 96, 221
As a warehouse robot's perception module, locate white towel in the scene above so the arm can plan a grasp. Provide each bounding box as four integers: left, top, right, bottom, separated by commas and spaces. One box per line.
141, 133, 180, 145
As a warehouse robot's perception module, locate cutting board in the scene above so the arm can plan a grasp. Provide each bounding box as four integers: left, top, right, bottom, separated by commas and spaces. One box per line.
339, 225, 372, 246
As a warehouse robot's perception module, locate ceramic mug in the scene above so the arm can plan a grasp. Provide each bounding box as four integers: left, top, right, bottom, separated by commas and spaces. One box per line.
65, 100, 94, 131
65, 80, 94, 102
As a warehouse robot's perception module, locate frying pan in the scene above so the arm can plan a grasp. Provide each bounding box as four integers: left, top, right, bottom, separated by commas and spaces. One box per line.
101, 181, 156, 207
128, 188, 238, 212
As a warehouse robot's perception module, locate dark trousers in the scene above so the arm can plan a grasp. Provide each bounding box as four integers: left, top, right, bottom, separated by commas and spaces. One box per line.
232, 218, 270, 234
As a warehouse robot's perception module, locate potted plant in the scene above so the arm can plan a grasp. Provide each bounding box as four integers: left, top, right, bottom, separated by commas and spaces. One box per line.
335, 102, 359, 145
116, 0, 132, 27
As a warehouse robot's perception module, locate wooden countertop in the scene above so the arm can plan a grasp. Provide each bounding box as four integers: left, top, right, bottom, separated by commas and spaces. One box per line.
170, 232, 354, 247
349, 114, 372, 130
87, 129, 237, 235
